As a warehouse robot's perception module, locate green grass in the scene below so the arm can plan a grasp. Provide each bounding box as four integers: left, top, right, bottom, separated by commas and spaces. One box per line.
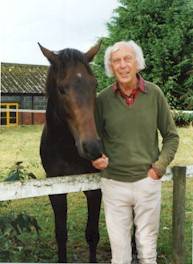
170, 126, 193, 166
0, 125, 192, 181
0, 194, 110, 263
158, 179, 193, 264
0, 125, 45, 180
0, 125, 192, 263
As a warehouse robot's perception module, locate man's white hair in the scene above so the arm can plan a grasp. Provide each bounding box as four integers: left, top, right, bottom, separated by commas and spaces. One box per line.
104, 40, 146, 77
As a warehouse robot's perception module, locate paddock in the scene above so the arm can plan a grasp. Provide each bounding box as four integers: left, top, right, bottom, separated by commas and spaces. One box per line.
0, 119, 192, 263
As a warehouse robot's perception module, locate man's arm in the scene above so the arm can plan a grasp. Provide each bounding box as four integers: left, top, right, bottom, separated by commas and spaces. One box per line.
92, 94, 109, 170
152, 90, 179, 177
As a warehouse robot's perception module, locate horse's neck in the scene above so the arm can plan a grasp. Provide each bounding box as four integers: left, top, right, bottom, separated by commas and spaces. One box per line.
45, 98, 74, 143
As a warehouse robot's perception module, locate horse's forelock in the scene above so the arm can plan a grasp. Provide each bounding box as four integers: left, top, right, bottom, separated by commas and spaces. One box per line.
58, 48, 88, 66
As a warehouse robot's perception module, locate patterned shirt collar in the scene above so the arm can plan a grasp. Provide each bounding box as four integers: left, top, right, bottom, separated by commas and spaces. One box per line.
111, 74, 147, 106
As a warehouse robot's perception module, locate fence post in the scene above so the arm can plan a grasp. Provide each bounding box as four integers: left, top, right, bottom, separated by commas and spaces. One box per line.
172, 166, 186, 264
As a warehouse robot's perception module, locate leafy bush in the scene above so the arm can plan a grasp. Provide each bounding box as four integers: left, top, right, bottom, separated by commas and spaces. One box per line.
5, 161, 37, 182
172, 111, 193, 127
0, 204, 41, 261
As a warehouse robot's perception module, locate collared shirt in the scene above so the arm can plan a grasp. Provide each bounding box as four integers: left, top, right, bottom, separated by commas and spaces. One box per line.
112, 74, 146, 106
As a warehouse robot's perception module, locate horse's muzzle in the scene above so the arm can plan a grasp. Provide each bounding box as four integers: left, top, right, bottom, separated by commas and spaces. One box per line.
79, 139, 103, 160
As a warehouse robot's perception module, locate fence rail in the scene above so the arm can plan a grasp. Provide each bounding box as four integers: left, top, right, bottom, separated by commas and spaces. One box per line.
0, 173, 100, 201
0, 108, 46, 113
1, 108, 193, 114
0, 166, 192, 202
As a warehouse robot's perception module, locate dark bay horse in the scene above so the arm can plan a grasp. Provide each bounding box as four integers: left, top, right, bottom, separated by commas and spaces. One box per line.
38, 41, 102, 263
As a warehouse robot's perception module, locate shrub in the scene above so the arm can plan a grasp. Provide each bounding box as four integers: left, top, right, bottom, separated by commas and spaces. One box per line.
0, 204, 41, 261
172, 111, 193, 127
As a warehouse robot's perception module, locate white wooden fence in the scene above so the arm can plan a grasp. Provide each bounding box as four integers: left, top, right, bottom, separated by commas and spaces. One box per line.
1, 108, 193, 114
0, 165, 192, 202
0, 173, 101, 201
0, 108, 46, 113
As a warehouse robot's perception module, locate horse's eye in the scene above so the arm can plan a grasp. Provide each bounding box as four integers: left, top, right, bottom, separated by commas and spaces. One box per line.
58, 85, 68, 95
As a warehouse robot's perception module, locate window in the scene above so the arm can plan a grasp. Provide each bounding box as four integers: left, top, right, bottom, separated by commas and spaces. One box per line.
0, 103, 19, 127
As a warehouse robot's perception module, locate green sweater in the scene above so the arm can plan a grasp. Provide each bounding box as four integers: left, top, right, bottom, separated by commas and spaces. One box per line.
95, 80, 179, 182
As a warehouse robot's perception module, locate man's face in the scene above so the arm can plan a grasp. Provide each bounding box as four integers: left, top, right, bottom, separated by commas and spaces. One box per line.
110, 45, 138, 85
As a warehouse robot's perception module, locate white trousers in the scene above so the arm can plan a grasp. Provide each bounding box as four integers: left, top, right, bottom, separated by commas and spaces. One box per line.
101, 177, 162, 264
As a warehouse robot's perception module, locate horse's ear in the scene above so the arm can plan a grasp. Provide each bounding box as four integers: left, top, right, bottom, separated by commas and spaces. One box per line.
38, 43, 58, 64
85, 39, 102, 62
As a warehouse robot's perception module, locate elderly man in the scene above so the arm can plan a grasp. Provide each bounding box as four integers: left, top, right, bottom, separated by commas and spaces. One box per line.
92, 40, 179, 264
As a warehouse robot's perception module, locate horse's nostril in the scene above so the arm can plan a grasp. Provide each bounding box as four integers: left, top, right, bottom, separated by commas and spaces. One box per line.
82, 140, 102, 160
82, 142, 89, 154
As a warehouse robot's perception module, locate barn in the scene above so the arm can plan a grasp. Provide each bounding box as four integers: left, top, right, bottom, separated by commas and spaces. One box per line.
1, 62, 48, 127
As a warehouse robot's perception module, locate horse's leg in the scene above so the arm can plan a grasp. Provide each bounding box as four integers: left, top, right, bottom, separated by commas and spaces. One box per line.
49, 193, 68, 263
84, 189, 102, 263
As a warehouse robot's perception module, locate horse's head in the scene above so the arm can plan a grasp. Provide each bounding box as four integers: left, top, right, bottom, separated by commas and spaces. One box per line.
38, 41, 102, 161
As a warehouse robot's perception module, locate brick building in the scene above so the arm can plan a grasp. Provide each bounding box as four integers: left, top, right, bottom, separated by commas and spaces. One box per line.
1, 62, 48, 126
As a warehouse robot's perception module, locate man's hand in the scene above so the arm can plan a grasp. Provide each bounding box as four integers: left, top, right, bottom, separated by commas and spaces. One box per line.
147, 168, 160, 180
91, 154, 109, 170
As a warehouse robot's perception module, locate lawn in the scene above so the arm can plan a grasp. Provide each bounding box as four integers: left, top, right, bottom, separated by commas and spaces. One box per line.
0, 125, 45, 180
0, 125, 192, 263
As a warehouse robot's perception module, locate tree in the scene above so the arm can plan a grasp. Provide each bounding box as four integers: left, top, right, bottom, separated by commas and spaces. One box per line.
93, 0, 193, 109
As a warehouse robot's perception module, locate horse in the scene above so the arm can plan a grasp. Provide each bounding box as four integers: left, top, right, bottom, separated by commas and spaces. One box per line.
38, 41, 103, 263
